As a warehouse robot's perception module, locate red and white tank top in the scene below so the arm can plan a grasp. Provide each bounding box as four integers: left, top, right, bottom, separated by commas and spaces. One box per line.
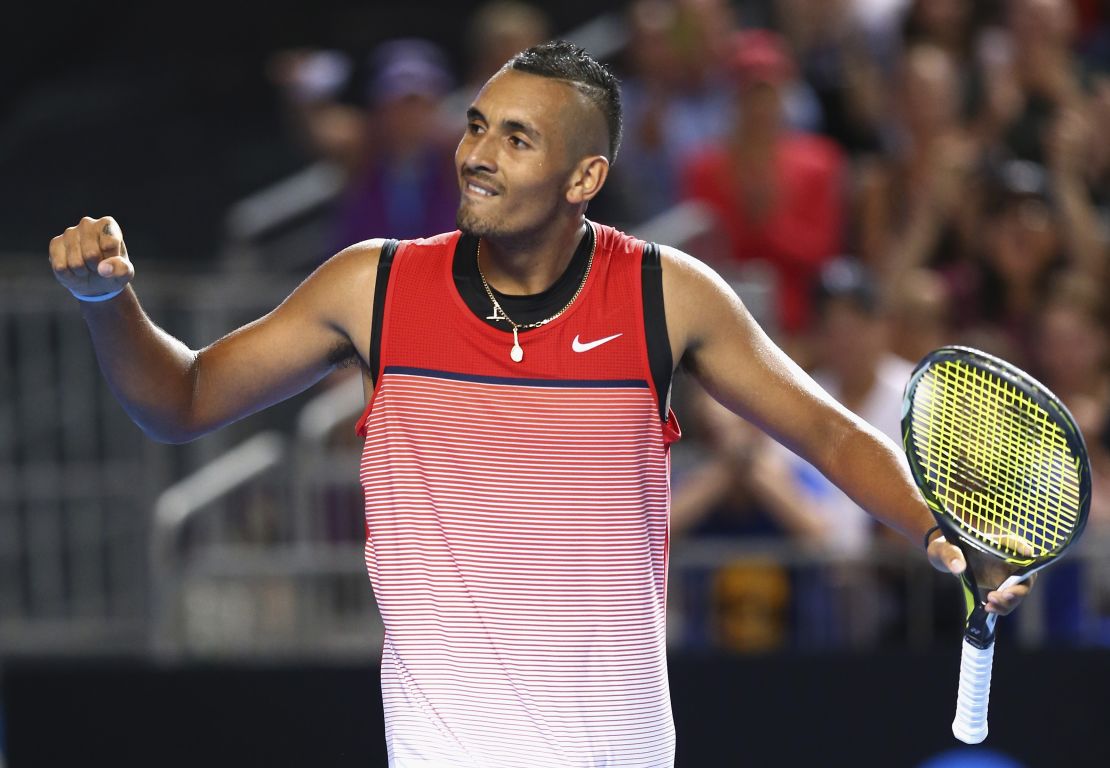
356, 223, 680, 767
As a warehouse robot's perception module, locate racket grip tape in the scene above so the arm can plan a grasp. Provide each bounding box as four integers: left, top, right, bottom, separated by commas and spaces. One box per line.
952, 638, 995, 744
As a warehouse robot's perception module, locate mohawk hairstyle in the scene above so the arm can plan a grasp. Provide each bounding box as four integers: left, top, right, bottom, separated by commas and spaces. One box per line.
508, 40, 623, 163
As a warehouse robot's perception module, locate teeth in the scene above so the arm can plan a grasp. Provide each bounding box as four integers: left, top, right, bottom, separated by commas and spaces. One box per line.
468, 183, 493, 196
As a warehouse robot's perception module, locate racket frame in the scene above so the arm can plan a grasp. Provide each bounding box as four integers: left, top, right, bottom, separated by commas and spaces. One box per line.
902, 345, 1092, 648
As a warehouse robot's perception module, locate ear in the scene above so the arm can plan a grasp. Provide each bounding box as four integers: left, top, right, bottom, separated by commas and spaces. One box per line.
565, 155, 610, 204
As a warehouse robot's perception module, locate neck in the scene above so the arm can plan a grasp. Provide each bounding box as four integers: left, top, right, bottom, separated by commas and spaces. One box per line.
478, 218, 590, 296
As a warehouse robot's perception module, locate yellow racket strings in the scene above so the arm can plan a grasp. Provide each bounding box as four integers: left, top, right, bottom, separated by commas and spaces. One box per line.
911, 360, 1082, 561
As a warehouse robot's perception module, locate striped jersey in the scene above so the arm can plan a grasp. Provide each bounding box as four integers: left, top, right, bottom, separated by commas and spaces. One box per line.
356, 222, 680, 767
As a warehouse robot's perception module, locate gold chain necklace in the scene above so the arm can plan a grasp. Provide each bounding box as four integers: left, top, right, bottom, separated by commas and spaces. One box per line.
476, 225, 596, 363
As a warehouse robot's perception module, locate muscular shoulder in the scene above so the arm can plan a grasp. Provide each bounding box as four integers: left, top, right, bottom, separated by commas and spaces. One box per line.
304, 239, 382, 303
658, 245, 748, 366
288, 239, 385, 365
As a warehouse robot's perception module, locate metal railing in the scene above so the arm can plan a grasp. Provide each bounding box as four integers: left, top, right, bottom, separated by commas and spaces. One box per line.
0, 272, 301, 655
149, 370, 377, 659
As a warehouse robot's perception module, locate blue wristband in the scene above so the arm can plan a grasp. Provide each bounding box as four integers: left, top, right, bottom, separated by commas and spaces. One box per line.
70, 285, 126, 303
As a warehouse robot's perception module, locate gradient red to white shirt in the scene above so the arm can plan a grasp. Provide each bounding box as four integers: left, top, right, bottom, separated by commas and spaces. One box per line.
356, 225, 678, 767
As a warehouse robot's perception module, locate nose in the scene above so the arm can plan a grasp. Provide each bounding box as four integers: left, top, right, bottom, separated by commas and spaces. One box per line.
459, 130, 497, 176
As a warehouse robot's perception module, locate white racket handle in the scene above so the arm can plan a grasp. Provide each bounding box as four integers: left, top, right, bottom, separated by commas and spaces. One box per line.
952, 638, 995, 744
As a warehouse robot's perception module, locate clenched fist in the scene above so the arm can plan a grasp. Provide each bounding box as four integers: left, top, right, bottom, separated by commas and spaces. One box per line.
49, 216, 135, 300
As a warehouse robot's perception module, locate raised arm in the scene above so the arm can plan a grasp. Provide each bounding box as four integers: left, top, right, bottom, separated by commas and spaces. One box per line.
49, 216, 379, 443
661, 247, 1029, 614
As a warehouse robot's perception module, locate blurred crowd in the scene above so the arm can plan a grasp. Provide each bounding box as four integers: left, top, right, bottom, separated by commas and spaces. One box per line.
265, 0, 1110, 651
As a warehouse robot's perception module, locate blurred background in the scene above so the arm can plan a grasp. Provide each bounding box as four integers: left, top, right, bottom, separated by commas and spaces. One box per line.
2, 0, 1109, 765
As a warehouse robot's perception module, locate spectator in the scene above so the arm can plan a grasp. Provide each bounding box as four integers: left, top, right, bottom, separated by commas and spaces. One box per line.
856, 43, 982, 277
1030, 273, 1110, 559
776, 0, 890, 153
899, 0, 985, 70
604, 0, 751, 225
1032, 273, 1109, 469
949, 158, 1091, 368
439, 1, 552, 122
884, 267, 953, 365
669, 0, 743, 146
670, 378, 829, 544
1030, 274, 1110, 642
604, 0, 690, 224
898, 0, 997, 124
980, 0, 1090, 163
1086, 68, 1110, 222
462, 1, 552, 97
681, 29, 847, 343
270, 38, 459, 258
1042, 104, 1106, 283
780, 258, 914, 554
670, 377, 829, 652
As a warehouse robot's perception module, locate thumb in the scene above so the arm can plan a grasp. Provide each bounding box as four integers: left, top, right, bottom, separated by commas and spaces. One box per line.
97, 255, 135, 282
928, 535, 966, 575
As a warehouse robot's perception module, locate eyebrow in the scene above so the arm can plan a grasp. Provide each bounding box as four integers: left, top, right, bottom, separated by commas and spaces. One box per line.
467, 107, 542, 142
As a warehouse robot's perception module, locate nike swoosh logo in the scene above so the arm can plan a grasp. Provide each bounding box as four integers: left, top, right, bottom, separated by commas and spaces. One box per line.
572, 333, 623, 352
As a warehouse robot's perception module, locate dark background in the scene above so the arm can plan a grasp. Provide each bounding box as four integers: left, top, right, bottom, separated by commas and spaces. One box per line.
1, 0, 646, 268
5, 649, 1110, 767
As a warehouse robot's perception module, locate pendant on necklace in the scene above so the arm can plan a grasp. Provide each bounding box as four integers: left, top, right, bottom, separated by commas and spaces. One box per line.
510, 326, 524, 362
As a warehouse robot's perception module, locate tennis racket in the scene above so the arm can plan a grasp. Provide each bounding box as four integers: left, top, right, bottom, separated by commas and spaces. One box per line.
902, 345, 1091, 744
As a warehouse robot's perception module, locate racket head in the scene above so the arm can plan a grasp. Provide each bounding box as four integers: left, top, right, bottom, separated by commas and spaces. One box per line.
902, 345, 1091, 570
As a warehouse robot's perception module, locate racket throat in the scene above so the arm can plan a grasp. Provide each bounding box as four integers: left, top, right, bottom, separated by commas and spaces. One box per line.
960, 572, 999, 649
964, 605, 999, 649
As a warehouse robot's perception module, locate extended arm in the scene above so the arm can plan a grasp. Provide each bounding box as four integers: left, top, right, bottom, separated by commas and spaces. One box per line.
661, 247, 1028, 614
49, 216, 379, 443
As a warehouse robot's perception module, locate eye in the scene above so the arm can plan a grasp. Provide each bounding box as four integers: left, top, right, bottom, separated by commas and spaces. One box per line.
467, 122, 485, 135
508, 135, 530, 149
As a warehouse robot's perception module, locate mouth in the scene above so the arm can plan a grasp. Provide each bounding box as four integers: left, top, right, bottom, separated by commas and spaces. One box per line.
462, 177, 500, 199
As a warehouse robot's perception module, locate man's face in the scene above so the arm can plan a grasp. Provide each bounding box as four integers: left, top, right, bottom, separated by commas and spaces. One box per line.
455, 68, 599, 240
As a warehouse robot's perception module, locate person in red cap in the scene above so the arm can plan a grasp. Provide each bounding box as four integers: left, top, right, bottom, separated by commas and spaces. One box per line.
681, 28, 847, 350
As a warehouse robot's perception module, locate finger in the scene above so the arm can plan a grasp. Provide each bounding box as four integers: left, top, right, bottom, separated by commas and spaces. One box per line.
81, 234, 103, 271
96, 216, 126, 260
63, 227, 89, 277
997, 532, 1035, 558
49, 234, 69, 277
985, 585, 1028, 615
77, 215, 109, 270
928, 537, 966, 575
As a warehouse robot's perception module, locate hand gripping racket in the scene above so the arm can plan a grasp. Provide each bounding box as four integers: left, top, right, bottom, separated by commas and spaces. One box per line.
902, 346, 1090, 744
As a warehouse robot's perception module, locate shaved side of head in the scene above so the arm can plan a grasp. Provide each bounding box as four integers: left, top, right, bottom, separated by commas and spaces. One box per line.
507, 40, 623, 163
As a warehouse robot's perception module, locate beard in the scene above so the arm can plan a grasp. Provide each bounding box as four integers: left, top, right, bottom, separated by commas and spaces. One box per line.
456, 199, 506, 239
456, 183, 566, 246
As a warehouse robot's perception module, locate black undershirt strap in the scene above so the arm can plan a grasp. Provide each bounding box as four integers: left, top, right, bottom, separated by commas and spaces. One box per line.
641, 243, 673, 421
368, 239, 400, 387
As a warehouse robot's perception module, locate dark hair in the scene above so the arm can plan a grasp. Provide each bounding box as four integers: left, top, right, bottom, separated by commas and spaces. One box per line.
508, 40, 623, 162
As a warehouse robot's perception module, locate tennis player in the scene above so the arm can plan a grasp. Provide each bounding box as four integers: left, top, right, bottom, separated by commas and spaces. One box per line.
48, 41, 1029, 768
